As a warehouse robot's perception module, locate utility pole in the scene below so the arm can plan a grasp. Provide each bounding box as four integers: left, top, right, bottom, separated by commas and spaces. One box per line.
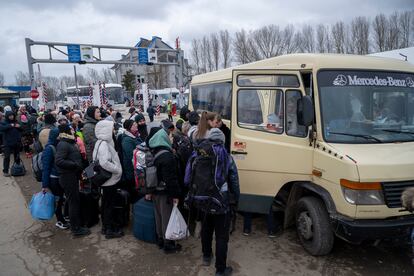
74, 65, 79, 109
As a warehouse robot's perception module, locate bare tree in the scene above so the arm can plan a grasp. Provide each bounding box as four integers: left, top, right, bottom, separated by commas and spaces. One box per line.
399, 11, 412, 48
386, 12, 400, 50
219, 30, 232, 68
300, 25, 315, 53
191, 38, 202, 74
252, 25, 283, 58
234, 29, 251, 64
331, 21, 345, 53
87, 68, 100, 83
0, 72, 4, 86
372, 14, 388, 52
201, 36, 213, 72
316, 24, 327, 53
14, 71, 30, 86
210, 33, 220, 71
101, 68, 117, 83
350, 16, 370, 54
282, 25, 298, 54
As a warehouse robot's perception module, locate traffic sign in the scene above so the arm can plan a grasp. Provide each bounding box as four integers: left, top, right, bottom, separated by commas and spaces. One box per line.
138, 48, 148, 64
67, 45, 81, 62
30, 89, 39, 99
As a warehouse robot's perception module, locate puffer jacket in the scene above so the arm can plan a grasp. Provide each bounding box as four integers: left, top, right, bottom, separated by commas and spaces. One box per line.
55, 133, 83, 175
83, 115, 98, 162
148, 128, 180, 198
0, 111, 22, 147
93, 120, 122, 187
41, 128, 59, 188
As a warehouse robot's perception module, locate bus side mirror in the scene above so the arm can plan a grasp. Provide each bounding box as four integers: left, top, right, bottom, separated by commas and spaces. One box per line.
297, 95, 314, 127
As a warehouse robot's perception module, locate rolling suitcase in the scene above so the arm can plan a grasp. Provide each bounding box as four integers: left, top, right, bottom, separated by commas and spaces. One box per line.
133, 198, 157, 243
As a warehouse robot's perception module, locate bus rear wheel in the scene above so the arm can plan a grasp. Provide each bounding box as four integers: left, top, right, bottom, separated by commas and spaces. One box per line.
295, 196, 334, 256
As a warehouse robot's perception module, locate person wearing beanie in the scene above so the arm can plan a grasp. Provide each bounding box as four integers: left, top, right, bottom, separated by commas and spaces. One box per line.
128, 107, 138, 121
41, 128, 68, 230
135, 113, 148, 140
38, 113, 57, 149
83, 106, 101, 162
0, 111, 22, 176
120, 119, 141, 203
55, 124, 90, 237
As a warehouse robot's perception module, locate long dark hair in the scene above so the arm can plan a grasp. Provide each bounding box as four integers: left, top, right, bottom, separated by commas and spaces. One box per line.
195, 111, 217, 140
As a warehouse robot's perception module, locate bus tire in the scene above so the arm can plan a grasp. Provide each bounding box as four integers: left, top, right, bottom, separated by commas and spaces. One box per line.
295, 196, 334, 256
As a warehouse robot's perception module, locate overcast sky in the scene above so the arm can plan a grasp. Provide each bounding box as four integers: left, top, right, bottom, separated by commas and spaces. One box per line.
0, 0, 412, 85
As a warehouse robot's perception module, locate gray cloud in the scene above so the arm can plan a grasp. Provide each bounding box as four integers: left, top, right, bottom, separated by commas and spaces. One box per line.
0, 0, 412, 84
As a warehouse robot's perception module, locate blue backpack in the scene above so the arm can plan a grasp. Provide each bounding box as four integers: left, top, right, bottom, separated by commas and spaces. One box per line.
185, 139, 230, 214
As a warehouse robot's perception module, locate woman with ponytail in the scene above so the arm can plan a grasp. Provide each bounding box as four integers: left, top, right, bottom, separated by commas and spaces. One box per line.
193, 111, 218, 142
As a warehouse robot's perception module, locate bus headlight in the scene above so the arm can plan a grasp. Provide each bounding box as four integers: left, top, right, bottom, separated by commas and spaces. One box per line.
340, 179, 385, 205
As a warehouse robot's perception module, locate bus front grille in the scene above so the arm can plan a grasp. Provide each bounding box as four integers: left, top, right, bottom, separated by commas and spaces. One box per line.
382, 180, 414, 208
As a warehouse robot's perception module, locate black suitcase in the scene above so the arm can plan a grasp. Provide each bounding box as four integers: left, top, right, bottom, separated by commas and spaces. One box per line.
79, 191, 100, 228
114, 189, 130, 228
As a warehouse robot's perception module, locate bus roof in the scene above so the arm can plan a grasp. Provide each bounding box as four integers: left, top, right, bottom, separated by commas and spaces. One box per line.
67, 83, 122, 90
191, 53, 414, 85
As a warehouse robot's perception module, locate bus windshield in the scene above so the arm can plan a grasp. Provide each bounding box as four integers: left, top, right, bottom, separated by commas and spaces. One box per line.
318, 70, 414, 143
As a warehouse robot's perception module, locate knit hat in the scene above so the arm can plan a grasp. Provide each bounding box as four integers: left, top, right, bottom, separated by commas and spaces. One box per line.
44, 113, 57, 125
57, 115, 68, 124
188, 111, 200, 126
160, 119, 174, 131
129, 107, 136, 114
135, 113, 145, 123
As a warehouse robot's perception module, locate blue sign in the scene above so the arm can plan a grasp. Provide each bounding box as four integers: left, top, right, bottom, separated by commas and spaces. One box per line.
138, 48, 148, 64
67, 45, 81, 62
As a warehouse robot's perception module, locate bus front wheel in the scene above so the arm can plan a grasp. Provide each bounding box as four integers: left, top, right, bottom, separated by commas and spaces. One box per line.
295, 196, 334, 256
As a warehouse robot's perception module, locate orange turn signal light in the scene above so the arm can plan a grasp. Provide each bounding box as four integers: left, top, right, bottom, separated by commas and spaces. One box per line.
340, 179, 381, 190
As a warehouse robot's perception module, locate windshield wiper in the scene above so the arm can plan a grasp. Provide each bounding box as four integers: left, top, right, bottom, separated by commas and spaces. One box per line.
381, 129, 414, 137
329, 131, 383, 143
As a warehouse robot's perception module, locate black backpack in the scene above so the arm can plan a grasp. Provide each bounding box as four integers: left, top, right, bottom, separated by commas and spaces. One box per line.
187, 139, 229, 214
173, 134, 193, 170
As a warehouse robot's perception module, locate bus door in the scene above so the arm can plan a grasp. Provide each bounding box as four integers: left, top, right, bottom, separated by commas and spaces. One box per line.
231, 70, 313, 213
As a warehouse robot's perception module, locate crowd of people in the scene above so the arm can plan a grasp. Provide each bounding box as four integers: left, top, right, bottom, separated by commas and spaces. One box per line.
0, 103, 243, 276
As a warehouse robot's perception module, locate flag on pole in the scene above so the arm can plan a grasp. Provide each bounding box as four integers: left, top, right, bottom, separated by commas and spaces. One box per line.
88, 83, 93, 106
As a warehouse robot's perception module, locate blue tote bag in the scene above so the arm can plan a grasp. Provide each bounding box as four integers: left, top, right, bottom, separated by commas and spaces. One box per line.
29, 192, 55, 220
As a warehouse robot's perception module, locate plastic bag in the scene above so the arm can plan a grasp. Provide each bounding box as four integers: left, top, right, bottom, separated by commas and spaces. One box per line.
165, 204, 189, 240
29, 191, 55, 220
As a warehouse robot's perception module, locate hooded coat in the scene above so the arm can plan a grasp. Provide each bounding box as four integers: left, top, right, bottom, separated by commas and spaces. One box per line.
0, 111, 22, 147
93, 120, 122, 187
148, 129, 180, 198
41, 128, 59, 188
55, 133, 83, 175
83, 114, 98, 162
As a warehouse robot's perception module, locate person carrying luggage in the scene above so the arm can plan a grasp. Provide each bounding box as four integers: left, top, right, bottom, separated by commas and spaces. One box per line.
185, 128, 240, 276
93, 120, 123, 239
41, 127, 68, 229
145, 121, 181, 254
55, 124, 90, 237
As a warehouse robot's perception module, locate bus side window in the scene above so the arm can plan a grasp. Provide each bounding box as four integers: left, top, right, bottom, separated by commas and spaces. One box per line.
237, 89, 284, 134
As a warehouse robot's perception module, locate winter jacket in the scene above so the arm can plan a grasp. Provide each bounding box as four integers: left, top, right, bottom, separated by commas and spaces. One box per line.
41, 128, 59, 188
93, 120, 122, 187
187, 125, 198, 142
55, 133, 83, 175
121, 131, 140, 181
83, 115, 98, 162
0, 111, 22, 147
148, 129, 180, 198
147, 106, 155, 116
